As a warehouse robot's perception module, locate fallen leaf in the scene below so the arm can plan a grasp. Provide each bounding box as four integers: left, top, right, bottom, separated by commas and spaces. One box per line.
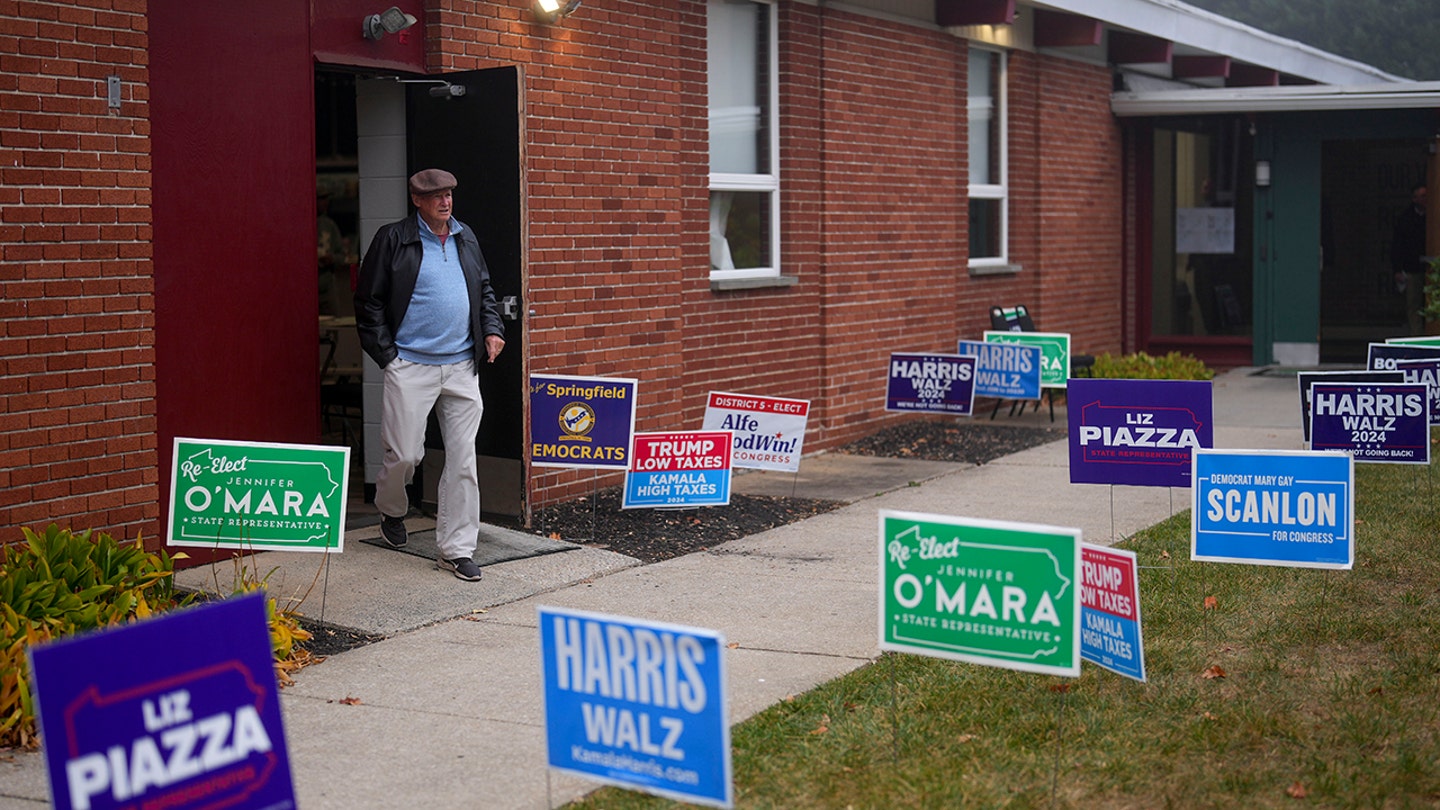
1201, 711, 1218, 721
339, 696, 363, 705
956, 734, 978, 743
1048, 683, 1072, 693
1202, 665, 1227, 679
810, 713, 831, 735
727, 642, 740, 649
1160, 550, 1171, 560
810, 725, 829, 735
1286, 781, 1308, 799
549, 532, 562, 540
1368, 686, 1384, 696
1203, 595, 1219, 611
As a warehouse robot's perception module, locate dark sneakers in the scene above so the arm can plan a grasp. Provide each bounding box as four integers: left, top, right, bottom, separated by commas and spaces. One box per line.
380, 514, 408, 549
437, 556, 483, 581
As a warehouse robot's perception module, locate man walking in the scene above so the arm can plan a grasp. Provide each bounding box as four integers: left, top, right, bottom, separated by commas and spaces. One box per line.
355, 169, 505, 581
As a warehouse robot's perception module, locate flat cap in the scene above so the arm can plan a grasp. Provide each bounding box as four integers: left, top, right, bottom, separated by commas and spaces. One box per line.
409, 168, 457, 195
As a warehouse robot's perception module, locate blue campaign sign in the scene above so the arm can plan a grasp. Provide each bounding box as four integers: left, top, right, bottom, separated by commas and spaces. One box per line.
1395, 358, 1440, 426
1309, 382, 1430, 464
28, 593, 295, 810
1191, 449, 1354, 569
538, 606, 732, 808
530, 374, 638, 469
956, 340, 1042, 400
1080, 544, 1146, 682
1067, 378, 1212, 488
885, 353, 977, 415
1297, 370, 1404, 445
1366, 341, 1440, 371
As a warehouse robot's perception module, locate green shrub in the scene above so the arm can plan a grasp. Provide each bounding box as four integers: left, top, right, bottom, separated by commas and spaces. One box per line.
1090, 350, 1214, 380
0, 524, 192, 749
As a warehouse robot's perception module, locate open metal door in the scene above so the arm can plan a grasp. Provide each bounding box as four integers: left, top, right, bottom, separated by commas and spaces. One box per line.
407, 66, 525, 518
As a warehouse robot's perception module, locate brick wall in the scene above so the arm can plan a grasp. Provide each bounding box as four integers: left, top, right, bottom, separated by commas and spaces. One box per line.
1031, 56, 1124, 357
0, 0, 156, 541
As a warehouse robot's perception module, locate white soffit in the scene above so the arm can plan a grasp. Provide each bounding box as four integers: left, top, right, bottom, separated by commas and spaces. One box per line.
1030, 0, 1405, 85
1112, 81, 1440, 116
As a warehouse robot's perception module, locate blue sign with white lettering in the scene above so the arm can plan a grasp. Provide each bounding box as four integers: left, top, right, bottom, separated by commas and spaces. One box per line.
1067, 378, 1212, 487
1192, 449, 1354, 569
885, 353, 976, 415
28, 593, 295, 810
538, 606, 732, 808
957, 340, 1042, 400
1309, 382, 1430, 464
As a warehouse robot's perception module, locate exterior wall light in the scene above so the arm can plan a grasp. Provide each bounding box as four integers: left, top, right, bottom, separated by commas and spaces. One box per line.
535, 0, 581, 23
364, 7, 418, 40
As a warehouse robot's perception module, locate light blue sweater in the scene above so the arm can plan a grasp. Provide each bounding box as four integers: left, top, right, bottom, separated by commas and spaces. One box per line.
395, 215, 474, 365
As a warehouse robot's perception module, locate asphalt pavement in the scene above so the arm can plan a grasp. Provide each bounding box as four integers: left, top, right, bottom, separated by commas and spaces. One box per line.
0, 367, 1307, 809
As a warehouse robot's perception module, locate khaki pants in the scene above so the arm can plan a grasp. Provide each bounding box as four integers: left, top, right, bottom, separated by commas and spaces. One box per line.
375, 358, 483, 561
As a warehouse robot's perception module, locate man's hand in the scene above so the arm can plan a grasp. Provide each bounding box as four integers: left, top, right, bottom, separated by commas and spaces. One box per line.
484, 334, 506, 363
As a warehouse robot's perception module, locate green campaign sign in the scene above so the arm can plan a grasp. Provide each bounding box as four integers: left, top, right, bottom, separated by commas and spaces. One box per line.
168, 438, 350, 552
878, 510, 1081, 676
983, 331, 1072, 388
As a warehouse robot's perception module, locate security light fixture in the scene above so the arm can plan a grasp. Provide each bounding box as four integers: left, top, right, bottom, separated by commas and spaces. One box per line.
363, 6, 417, 40
534, 0, 581, 23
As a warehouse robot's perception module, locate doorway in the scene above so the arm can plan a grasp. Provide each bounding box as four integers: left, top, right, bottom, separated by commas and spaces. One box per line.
315, 66, 527, 521
1319, 139, 1429, 363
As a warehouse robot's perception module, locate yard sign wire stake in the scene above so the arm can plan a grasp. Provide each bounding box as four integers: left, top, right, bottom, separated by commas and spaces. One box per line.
888, 652, 900, 764
1049, 685, 1070, 810
318, 543, 333, 625
1110, 484, 1117, 544
590, 472, 599, 543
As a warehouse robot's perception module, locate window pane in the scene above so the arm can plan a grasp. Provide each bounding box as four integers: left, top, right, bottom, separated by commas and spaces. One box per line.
969, 198, 1001, 260
968, 50, 998, 186
1150, 124, 1253, 337
709, 0, 770, 175
711, 190, 772, 270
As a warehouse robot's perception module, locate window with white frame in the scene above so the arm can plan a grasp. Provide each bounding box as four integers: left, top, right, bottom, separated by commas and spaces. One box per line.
708, 0, 779, 280
968, 47, 1008, 267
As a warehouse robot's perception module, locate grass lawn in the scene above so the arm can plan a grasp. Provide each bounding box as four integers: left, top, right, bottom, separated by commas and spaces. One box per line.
569, 460, 1440, 809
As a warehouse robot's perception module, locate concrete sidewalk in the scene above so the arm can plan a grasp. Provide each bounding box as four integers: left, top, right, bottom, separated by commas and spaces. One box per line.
0, 368, 1305, 809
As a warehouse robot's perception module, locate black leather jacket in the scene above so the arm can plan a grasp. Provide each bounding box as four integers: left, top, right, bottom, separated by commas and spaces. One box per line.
354, 214, 505, 371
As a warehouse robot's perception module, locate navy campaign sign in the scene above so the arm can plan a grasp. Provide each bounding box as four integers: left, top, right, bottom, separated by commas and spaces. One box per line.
885, 353, 976, 416
1296, 370, 1403, 445
1067, 378, 1213, 487
1309, 382, 1430, 464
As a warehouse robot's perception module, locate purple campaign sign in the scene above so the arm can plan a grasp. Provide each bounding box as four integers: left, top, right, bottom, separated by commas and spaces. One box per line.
1067, 378, 1213, 487
28, 593, 294, 810
530, 374, 639, 469
885, 353, 976, 416
1309, 382, 1430, 464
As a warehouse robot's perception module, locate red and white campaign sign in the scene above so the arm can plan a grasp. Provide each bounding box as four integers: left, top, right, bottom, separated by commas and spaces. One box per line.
1079, 544, 1146, 682
623, 431, 734, 509
702, 391, 810, 472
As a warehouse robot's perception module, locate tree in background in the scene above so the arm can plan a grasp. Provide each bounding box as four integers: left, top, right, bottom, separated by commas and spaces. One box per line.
1186, 0, 1440, 81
